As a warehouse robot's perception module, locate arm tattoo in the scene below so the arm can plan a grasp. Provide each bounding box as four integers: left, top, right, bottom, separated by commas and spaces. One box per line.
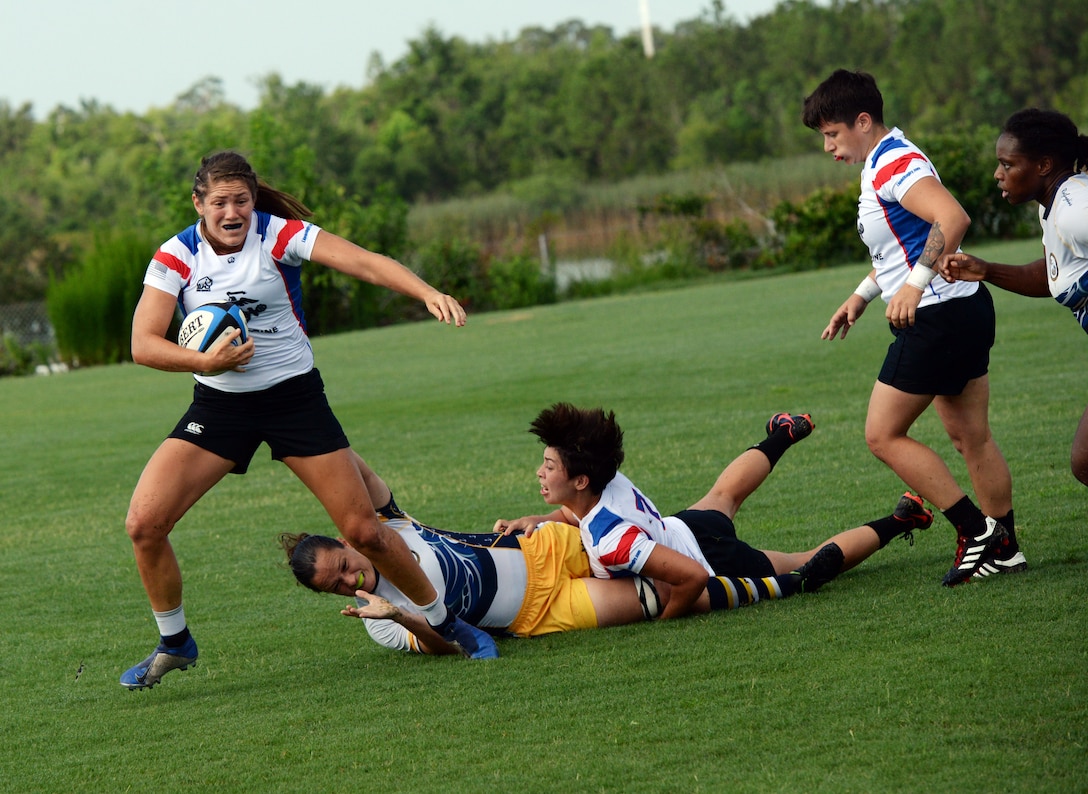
917, 221, 945, 269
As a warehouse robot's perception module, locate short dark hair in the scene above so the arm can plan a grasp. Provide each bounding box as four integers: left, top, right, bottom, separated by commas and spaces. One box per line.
1002, 108, 1088, 173
802, 69, 884, 130
529, 403, 624, 495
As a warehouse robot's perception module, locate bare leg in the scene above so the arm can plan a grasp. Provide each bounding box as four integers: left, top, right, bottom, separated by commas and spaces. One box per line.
583, 578, 654, 627
688, 449, 773, 519
350, 450, 393, 509
285, 448, 439, 607
125, 439, 234, 612
866, 381, 966, 511
932, 375, 1012, 517
1071, 403, 1088, 486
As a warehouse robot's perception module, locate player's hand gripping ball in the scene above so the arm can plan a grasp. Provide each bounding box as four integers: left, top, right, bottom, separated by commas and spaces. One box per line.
177, 302, 249, 376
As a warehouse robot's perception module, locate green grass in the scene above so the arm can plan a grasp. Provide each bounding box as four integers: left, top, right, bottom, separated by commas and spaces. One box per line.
1, 240, 1085, 792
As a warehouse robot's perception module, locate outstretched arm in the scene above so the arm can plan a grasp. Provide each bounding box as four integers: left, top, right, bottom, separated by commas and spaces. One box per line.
309, 231, 467, 326
342, 591, 460, 655
939, 254, 1050, 297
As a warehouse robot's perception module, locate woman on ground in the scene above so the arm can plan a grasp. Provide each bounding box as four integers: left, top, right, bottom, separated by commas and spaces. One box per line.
940, 108, 1088, 488
121, 151, 496, 690
801, 69, 1025, 586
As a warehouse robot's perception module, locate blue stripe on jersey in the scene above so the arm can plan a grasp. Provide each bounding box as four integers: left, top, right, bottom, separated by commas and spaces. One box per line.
878, 196, 931, 269
870, 136, 908, 169
177, 223, 201, 256
255, 210, 271, 241
418, 527, 498, 624
275, 257, 308, 334
587, 508, 627, 545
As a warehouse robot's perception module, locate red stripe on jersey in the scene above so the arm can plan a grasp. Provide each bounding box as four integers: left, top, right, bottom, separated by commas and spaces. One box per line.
873, 153, 927, 191
153, 250, 191, 280
271, 219, 304, 261
599, 525, 644, 568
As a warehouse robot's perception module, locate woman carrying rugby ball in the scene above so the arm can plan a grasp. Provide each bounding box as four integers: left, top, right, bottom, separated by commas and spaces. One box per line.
120, 151, 497, 690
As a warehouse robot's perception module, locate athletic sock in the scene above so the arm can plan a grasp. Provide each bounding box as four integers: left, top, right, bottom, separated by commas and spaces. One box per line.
153, 604, 189, 647
705, 574, 790, 610
869, 514, 907, 548
376, 493, 407, 521
994, 508, 1018, 548
418, 595, 451, 631
748, 431, 793, 470
942, 495, 986, 538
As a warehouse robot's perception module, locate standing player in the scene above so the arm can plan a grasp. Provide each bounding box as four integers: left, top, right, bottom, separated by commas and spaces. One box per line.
494, 405, 935, 619
940, 108, 1088, 491
121, 151, 496, 690
802, 69, 1024, 585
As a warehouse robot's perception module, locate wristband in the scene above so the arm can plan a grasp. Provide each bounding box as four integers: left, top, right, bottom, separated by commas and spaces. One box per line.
906, 264, 937, 291
853, 276, 881, 303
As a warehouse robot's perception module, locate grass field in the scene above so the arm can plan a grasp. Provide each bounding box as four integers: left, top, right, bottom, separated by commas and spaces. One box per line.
1, 240, 1085, 792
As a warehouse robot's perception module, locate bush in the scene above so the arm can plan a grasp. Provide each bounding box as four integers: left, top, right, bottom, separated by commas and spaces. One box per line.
483, 255, 557, 311
768, 186, 867, 270
914, 127, 1037, 240
48, 230, 156, 366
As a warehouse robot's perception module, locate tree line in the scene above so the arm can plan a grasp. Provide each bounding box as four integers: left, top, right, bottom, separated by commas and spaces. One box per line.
1, 0, 1084, 305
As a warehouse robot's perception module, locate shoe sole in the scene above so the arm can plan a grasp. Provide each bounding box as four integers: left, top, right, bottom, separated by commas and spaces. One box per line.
120, 658, 197, 690
973, 553, 1028, 579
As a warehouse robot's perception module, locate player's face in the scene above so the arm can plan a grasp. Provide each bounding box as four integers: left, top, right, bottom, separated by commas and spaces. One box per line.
818, 119, 869, 165
193, 178, 255, 254
310, 541, 378, 596
994, 133, 1045, 206
537, 447, 578, 506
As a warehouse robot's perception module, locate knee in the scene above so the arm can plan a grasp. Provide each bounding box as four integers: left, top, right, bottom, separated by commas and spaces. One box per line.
864, 428, 893, 462
125, 506, 174, 548
340, 513, 388, 554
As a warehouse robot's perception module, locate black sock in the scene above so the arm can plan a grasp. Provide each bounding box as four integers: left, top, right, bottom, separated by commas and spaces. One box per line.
942, 495, 985, 537
868, 515, 904, 548
161, 627, 191, 649
748, 431, 793, 470
996, 509, 1016, 543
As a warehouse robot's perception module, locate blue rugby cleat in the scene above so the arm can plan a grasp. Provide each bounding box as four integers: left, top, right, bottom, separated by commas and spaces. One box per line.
120, 635, 198, 689
441, 616, 499, 660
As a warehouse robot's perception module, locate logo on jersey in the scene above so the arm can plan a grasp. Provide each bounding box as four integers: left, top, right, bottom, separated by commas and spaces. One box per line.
225, 292, 266, 323
196, 277, 213, 292
185, 422, 204, 435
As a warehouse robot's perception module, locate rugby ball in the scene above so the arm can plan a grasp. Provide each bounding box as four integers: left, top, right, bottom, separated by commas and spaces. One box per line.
177, 302, 248, 376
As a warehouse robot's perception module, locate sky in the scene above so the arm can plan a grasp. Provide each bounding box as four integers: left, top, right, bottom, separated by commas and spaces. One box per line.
1, 0, 793, 118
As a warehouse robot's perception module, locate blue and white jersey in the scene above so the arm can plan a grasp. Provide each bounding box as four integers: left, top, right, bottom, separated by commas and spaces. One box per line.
361, 518, 528, 652
859, 128, 976, 308
578, 472, 712, 579
143, 212, 320, 392
1040, 173, 1088, 334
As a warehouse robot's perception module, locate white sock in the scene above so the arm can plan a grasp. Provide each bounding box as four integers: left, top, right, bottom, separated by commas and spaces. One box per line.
153, 604, 187, 638
417, 596, 448, 628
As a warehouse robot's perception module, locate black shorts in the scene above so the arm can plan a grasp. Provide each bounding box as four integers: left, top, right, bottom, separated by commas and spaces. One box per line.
167, 368, 350, 474
672, 509, 774, 578
877, 284, 995, 396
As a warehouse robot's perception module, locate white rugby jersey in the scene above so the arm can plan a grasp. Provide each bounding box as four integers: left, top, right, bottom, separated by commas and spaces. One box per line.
1040, 173, 1088, 334
859, 128, 976, 308
143, 212, 321, 392
579, 472, 712, 579
360, 518, 528, 652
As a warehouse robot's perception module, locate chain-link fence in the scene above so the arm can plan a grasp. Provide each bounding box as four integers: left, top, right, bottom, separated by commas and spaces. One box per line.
0, 301, 55, 346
